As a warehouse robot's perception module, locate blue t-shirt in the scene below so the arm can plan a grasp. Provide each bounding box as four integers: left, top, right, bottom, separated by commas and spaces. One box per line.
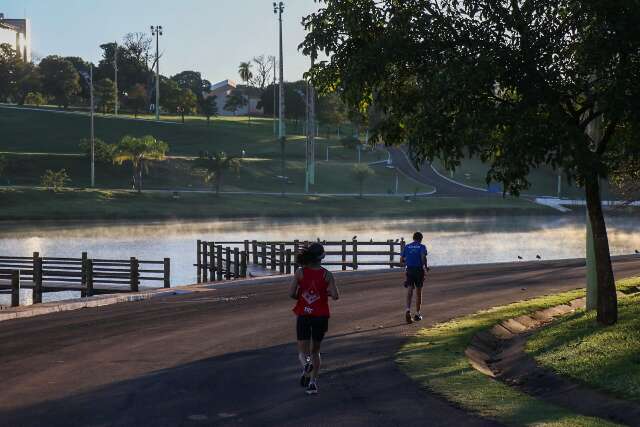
402, 241, 428, 268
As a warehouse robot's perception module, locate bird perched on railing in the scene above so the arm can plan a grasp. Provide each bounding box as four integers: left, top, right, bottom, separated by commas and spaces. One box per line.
517, 256, 523, 260
536, 255, 542, 260
635, 249, 639, 254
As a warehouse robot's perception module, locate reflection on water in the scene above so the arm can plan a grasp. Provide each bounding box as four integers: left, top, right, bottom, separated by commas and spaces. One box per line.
1, 215, 639, 305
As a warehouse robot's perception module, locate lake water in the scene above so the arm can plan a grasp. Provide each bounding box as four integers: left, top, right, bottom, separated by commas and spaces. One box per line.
1, 215, 639, 305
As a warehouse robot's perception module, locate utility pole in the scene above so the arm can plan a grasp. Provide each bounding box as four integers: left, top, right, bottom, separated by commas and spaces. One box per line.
114, 42, 118, 116
273, 55, 277, 136
273, 2, 285, 195
90, 64, 95, 187
151, 25, 163, 121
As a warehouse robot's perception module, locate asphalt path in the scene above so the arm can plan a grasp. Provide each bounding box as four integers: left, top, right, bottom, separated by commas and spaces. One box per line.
388, 147, 491, 197
1, 257, 640, 427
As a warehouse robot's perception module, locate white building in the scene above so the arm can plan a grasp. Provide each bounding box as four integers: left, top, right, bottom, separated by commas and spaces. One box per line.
0, 13, 31, 62
205, 79, 263, 116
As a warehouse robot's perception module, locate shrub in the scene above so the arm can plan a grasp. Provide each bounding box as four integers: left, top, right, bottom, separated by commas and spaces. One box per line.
41, 169, 70, 192
24, 92, 47, 106
79, 138, 116, 164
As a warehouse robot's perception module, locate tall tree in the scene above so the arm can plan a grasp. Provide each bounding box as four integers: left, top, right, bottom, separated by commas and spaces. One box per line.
193, 152, 241, 196
171, 70, 209, 105
160, 78, 181, 114
94, 78, 116, 113
224, 90, 247, 116
125, 84, 148, 117
200, 94, 219, 126
39, 56, 81, 109
238, 61, 254, 122
176, 88, 198, 123
113, 135, 168, 192
251, 55, 275, 91
0, 43, 20, 101
302, 0, 640, 325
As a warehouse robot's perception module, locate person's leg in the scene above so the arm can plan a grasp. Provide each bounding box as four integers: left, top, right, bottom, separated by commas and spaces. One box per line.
296, 316, 313, 386
415, 287, 423, 313
405, 286, 414, 312
297, 340, 311, 368
309, 340, 322, 380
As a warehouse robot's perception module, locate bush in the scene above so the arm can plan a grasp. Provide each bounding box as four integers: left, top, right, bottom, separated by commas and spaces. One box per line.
341, 136, 360, 150
79, 138, 116, 164
24, 92, 47, 106
41, 169, 70, 192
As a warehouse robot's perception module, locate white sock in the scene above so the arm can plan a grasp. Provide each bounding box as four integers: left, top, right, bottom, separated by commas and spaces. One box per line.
298, 352, 309, 368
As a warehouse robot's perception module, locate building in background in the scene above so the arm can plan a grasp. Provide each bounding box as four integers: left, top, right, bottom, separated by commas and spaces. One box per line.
206, 79, 263, 117
0, 13, 31, 62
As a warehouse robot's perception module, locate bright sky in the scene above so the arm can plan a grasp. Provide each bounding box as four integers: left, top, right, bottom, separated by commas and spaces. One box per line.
2, 0, 322, 84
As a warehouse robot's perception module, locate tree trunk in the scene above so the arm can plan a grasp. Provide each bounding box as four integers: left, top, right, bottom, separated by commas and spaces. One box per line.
585, 172, 617, 325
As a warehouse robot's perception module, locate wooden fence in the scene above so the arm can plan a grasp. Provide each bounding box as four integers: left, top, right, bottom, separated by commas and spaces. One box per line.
0, 252, 170, 307
196, 238, 406, 283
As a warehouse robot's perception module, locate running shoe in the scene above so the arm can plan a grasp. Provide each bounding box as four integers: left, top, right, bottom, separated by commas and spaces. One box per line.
413, 313, 423, 322
300, 361, 313, 387
405, 311, 413, 324
306, 381, 318, 395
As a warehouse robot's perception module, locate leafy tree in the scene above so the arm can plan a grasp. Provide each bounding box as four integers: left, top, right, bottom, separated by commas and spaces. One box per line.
302, 0, 640, 325
113, 135, 168, 192
0, 43, 21, 101
176, 88, 198, 123
172, 70, 210, 105
39, 56, 81, 108
612, 160, 640, 203
0, 155, 7, 181
239, 61, 254, 122
96, 36, 151, 100
41, 169, 70, 192
160, 78, 181, 114
125, 84, 148, 118
259, 81, 306, 122
15, 62, 42, 105
94, 78, 116, 113
193, 152, 241, 196
79, 138, 116, 164
351, 164, 374, 198
64, 56, 91, 102
200, 94, 218, 126
317, 92, 346, 128
24, 92, 46, 106
341, 136, 360, 150
224, 90, 247, 116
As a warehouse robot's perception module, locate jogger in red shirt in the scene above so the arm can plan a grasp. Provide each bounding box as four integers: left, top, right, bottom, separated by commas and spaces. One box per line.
289, 243, 339, 395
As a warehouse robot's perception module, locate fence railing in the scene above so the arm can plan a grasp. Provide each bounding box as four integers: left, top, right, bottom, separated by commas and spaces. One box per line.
196, 238, 406, 283
0, 252, 170, 307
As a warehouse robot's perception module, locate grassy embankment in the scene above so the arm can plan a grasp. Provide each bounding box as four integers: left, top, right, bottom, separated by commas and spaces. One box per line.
0, 108, 431, 195
527, 284, 640, 402
0, 188, 549, 221
397, 276, 640, 426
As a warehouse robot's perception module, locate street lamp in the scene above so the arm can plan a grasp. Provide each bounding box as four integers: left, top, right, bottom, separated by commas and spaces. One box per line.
273, 2, 285, 195
150, 25, 163, 121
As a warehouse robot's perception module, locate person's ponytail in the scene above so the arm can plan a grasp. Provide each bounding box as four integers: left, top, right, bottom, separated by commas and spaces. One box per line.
296, 243, 325, 266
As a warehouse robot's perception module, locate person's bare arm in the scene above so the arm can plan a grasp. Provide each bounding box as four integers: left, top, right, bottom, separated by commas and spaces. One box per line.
289, 269, 302, 299
422, 251, 429, 271
326, 271, 340, 300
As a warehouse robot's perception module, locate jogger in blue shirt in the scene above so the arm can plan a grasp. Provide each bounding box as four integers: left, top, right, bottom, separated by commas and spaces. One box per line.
400, 232, 428, 324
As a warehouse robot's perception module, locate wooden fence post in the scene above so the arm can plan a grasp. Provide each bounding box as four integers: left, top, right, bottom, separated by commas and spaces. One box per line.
270, 243, 277, 270
216, 245, 223, 280
252, 240, 258, 264
196, 240, 202, 283
352, 238, 359, 270
389, 240, 395, 268
130, 257, 139, 292
225, 247, 232, 279
163, 258, 171, 288
80, 251, 87, 297
202, 242, 209, 282
341, 240, 347, 271
33, 256, 43, 304
286, 249, 292, 274
86, 259, 94, 297
208, 242, 215, 281
11, 270, 20, 307
233, 248, 240, 278
293, 240, 300, 270
240, 251, 248, 278
279, 244, 285, 274
400, 238, 406, 258
244, 240, 250, 259
261, 243, 267, 269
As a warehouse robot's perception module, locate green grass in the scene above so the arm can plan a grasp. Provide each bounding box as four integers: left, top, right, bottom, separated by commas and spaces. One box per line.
432, 158, 619, 200
396, 278, 640, 426
527, 278, 640, 402
0, 188, 550, 221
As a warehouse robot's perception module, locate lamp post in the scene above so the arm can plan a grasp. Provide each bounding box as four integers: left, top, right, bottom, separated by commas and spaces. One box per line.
274, 2, 285, 195
151, 25, 163, 121
90, 64, 95, 187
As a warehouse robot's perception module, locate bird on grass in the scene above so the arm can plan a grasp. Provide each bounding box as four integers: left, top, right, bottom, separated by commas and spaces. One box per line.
536, 255, 542, 260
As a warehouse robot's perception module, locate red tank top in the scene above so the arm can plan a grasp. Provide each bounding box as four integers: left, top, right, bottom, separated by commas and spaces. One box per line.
293, 268, 331, 317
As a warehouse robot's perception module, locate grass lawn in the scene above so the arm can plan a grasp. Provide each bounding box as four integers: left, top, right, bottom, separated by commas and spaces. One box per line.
432, 158, 619, 200
397, 277, 640, 426
527, 279, 640, 402
0, 188, 550, 221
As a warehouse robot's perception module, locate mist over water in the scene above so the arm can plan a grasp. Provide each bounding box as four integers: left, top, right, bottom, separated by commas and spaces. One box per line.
1, 215, 639, 305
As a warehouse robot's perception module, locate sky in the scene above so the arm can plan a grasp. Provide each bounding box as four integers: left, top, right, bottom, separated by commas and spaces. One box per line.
2, 0, 323, 84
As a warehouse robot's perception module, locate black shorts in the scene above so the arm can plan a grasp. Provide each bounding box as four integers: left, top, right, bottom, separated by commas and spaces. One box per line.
405, 267, 425, 289
296, 316, 329, 342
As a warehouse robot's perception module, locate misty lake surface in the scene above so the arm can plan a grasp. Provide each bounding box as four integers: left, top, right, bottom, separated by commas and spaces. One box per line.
1, 215, 639, 305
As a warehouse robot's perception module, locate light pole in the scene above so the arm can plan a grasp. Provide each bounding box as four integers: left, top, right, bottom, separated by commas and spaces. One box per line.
274, 2, 285, 195
151, 25, 163, 121
273, 55, 277, 136
114, 42, 118, 116
90, 64, 95, 187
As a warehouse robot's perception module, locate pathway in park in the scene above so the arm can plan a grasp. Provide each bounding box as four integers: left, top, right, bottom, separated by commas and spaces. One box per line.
1, 257, 639, 426
388, 147, 491, 197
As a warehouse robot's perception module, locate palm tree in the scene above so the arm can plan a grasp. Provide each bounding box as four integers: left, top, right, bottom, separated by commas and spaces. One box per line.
193, 152, 241, 196
113, 135, 169, 193
238, 61, 254, 123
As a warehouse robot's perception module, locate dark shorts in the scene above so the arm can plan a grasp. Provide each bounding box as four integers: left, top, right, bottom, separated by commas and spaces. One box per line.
296, 316, 329, 342
405, 267, 425, 289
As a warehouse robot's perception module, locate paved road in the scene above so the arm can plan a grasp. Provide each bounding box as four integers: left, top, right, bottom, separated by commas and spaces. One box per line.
389, 147, 491, 197
1, 257, 639, 427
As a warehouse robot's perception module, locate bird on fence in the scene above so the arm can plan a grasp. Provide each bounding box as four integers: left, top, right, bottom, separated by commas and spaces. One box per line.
370, 238, 373, 243
536, 254, 542, 260
635, 249, 640, 254
317, 238, 321, 242
395, 239, 400, 243
353, 236, 358, 240
517, 256, 523, 260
